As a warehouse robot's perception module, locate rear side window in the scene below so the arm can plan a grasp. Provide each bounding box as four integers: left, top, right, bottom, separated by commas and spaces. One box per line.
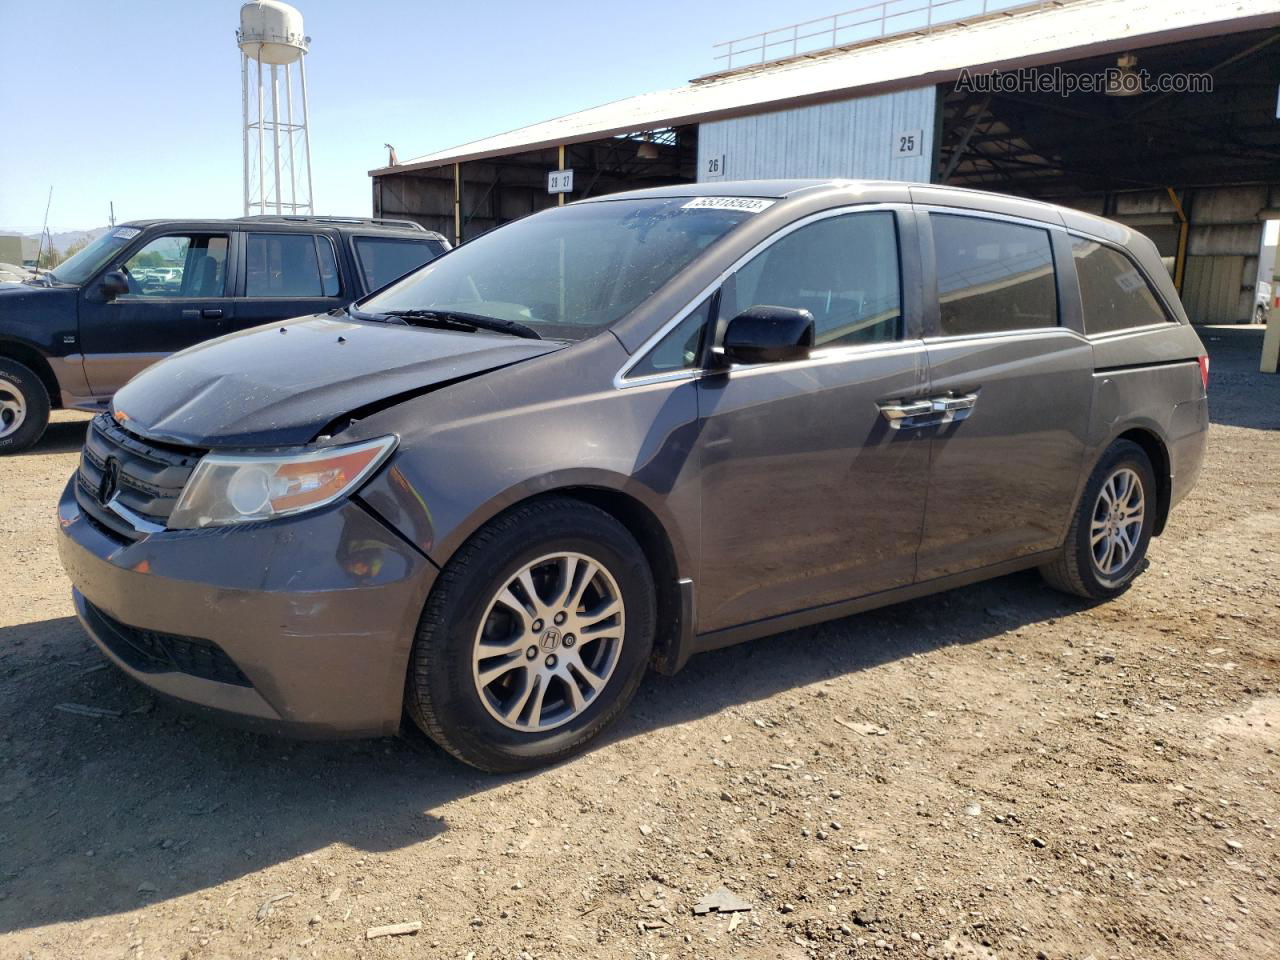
1071, 237, 1169, 334
246, 233, 341, 298
354, 237, 445, 291
931, 214, 1057, 336
720, 211, 902, 346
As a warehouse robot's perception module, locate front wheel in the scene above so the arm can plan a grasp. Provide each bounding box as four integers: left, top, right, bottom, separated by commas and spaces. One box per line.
405, 497, 656, 772
1041, 440, 1157, 600
0, 358, 51, 455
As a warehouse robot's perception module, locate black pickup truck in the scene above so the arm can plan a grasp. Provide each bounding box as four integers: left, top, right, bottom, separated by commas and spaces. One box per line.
0, 215, 449, 453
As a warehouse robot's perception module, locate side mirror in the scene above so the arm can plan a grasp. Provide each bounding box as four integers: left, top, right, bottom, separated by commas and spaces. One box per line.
720, 305, 814, 365
100, 271, 130, 301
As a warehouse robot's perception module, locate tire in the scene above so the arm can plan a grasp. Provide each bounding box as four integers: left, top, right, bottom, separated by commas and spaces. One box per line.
1041, 440, 1157, 600
0, 358, 51, 455
1256, 305, 1267, 325
405, 497, 656, 772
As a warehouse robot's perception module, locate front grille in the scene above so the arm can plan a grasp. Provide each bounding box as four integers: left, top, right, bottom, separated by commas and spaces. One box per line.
83, 601, 252, 687
76, 414, 205, 540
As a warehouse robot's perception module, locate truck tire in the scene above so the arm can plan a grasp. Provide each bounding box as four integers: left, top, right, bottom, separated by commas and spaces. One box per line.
0, 358, 51, 455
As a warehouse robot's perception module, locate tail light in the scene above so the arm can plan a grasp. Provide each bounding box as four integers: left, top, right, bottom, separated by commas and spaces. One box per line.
1197, 355, 1210, 391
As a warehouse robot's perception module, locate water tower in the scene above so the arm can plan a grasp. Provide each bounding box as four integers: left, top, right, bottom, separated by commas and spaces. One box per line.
238, 1, 314, 216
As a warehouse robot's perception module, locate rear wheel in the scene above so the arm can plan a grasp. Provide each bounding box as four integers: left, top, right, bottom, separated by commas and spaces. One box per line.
405, 497, 656, 772
1256, 304, 1268, 325
1041, 440, 1156, 600
0, 358, 50, 455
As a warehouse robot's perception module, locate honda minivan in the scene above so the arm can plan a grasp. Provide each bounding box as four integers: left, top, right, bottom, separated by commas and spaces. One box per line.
57, 181, 1209, 771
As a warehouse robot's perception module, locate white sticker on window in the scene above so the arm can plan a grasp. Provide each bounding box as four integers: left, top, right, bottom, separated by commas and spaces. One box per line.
112, 227, 141, 240
682, 197, 775, 213
1115, 269, 1145, 293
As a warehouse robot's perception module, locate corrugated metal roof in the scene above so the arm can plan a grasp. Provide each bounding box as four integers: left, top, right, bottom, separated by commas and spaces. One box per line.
370, 0, 1280, 176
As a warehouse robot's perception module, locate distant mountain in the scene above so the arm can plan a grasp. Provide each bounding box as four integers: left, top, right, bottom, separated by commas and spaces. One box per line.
0, 226, 110, 254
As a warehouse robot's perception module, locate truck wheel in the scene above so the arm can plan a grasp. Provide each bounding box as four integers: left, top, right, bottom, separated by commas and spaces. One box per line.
0, 358, 51, 455
405, 497, 656, 772
1041, 440, 1156, 600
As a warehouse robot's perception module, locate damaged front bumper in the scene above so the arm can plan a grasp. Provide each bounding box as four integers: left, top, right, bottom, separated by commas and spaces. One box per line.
56, 476, 437, 738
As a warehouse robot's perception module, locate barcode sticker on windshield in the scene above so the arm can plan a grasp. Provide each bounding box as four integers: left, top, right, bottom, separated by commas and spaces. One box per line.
682, 197, 776, 213
112, 227, 141, 240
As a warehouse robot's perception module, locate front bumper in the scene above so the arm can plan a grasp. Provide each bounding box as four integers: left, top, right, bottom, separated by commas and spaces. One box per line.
56, 476, 437, 738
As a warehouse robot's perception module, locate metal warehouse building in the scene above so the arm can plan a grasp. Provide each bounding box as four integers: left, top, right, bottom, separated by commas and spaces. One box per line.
369, 0, 1280, 324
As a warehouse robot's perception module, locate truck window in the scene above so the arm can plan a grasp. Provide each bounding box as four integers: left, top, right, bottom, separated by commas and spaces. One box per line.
353, 236, 445, 292
120, 234, 229, 298
246, 234, 341, 298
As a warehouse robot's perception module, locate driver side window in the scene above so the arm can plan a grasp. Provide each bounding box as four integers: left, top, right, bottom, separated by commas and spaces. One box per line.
120, 234, 229, 299
720, 211, 902, 347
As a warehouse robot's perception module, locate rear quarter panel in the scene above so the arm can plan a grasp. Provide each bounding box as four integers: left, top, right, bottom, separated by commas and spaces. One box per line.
1087, 323, 1208, 514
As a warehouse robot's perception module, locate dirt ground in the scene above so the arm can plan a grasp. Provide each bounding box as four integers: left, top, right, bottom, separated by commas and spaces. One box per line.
1, 326, 1276, 960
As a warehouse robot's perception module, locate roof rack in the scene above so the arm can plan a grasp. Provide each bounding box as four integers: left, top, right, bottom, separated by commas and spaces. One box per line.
237, 214, 428, 232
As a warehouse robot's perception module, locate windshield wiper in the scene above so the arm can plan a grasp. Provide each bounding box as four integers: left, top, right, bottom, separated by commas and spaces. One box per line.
374, 308, 542, 340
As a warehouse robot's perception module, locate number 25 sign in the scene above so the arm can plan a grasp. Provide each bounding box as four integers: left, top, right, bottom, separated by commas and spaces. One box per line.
894, 130, 923, 159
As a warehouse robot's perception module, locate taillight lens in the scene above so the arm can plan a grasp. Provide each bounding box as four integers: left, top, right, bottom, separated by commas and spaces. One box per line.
1197, 355, 1209, 391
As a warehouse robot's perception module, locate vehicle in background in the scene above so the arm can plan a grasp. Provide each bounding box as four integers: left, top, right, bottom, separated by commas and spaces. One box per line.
0, 215, 449, 452
1256, 280, 1272, 324
56, 181, 1209, 772
0, 262, 32, 285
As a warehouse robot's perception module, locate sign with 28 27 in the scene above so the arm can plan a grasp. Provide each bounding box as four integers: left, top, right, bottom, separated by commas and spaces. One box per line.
547, 169, 574, 194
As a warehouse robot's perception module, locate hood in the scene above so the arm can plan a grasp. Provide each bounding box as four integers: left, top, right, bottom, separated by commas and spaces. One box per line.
112, 315, 564, 448
0, 280, 73, 306
0, 281, 78, 339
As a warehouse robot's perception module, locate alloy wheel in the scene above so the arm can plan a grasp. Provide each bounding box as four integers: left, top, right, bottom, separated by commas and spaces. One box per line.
1091, 467, 1145, 577
471, 552, 625, 732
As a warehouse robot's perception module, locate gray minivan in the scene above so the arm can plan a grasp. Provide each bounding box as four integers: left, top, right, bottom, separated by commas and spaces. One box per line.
57, 180, 1209, 771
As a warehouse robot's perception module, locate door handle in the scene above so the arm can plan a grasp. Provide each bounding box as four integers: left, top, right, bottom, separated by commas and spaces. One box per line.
879, 392, 979, 429
878, 399, 936, 428
928, 392, 979, 425
201, 308, 223, 319
931, 393, 977, 414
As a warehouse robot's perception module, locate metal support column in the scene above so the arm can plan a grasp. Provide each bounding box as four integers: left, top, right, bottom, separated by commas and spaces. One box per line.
270, 64, 283, 214
299, 54, 314, 214
256, 54, 266, 215
285, 62, 297, 211
454, 163, 463, 245
1167, 187, 1189, 294
558, 145, 566, 207
241, 52, 249, 216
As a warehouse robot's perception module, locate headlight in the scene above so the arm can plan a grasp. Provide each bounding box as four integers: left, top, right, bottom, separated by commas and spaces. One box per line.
168, 435, 397, 529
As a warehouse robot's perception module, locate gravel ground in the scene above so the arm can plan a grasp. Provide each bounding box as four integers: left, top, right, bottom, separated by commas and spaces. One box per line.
1, 326, 1276, 960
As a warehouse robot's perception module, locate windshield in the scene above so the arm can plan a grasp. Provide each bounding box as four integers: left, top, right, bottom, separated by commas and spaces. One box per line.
49, 226, 142, 285
360, 197, 764, 341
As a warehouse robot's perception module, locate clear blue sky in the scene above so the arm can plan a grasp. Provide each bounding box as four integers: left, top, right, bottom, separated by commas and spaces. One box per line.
0, 0, 849, 233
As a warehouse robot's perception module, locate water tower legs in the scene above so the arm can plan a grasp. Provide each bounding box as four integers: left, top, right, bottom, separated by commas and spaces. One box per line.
270, 64, 283, 214
299, 56, 314, 215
